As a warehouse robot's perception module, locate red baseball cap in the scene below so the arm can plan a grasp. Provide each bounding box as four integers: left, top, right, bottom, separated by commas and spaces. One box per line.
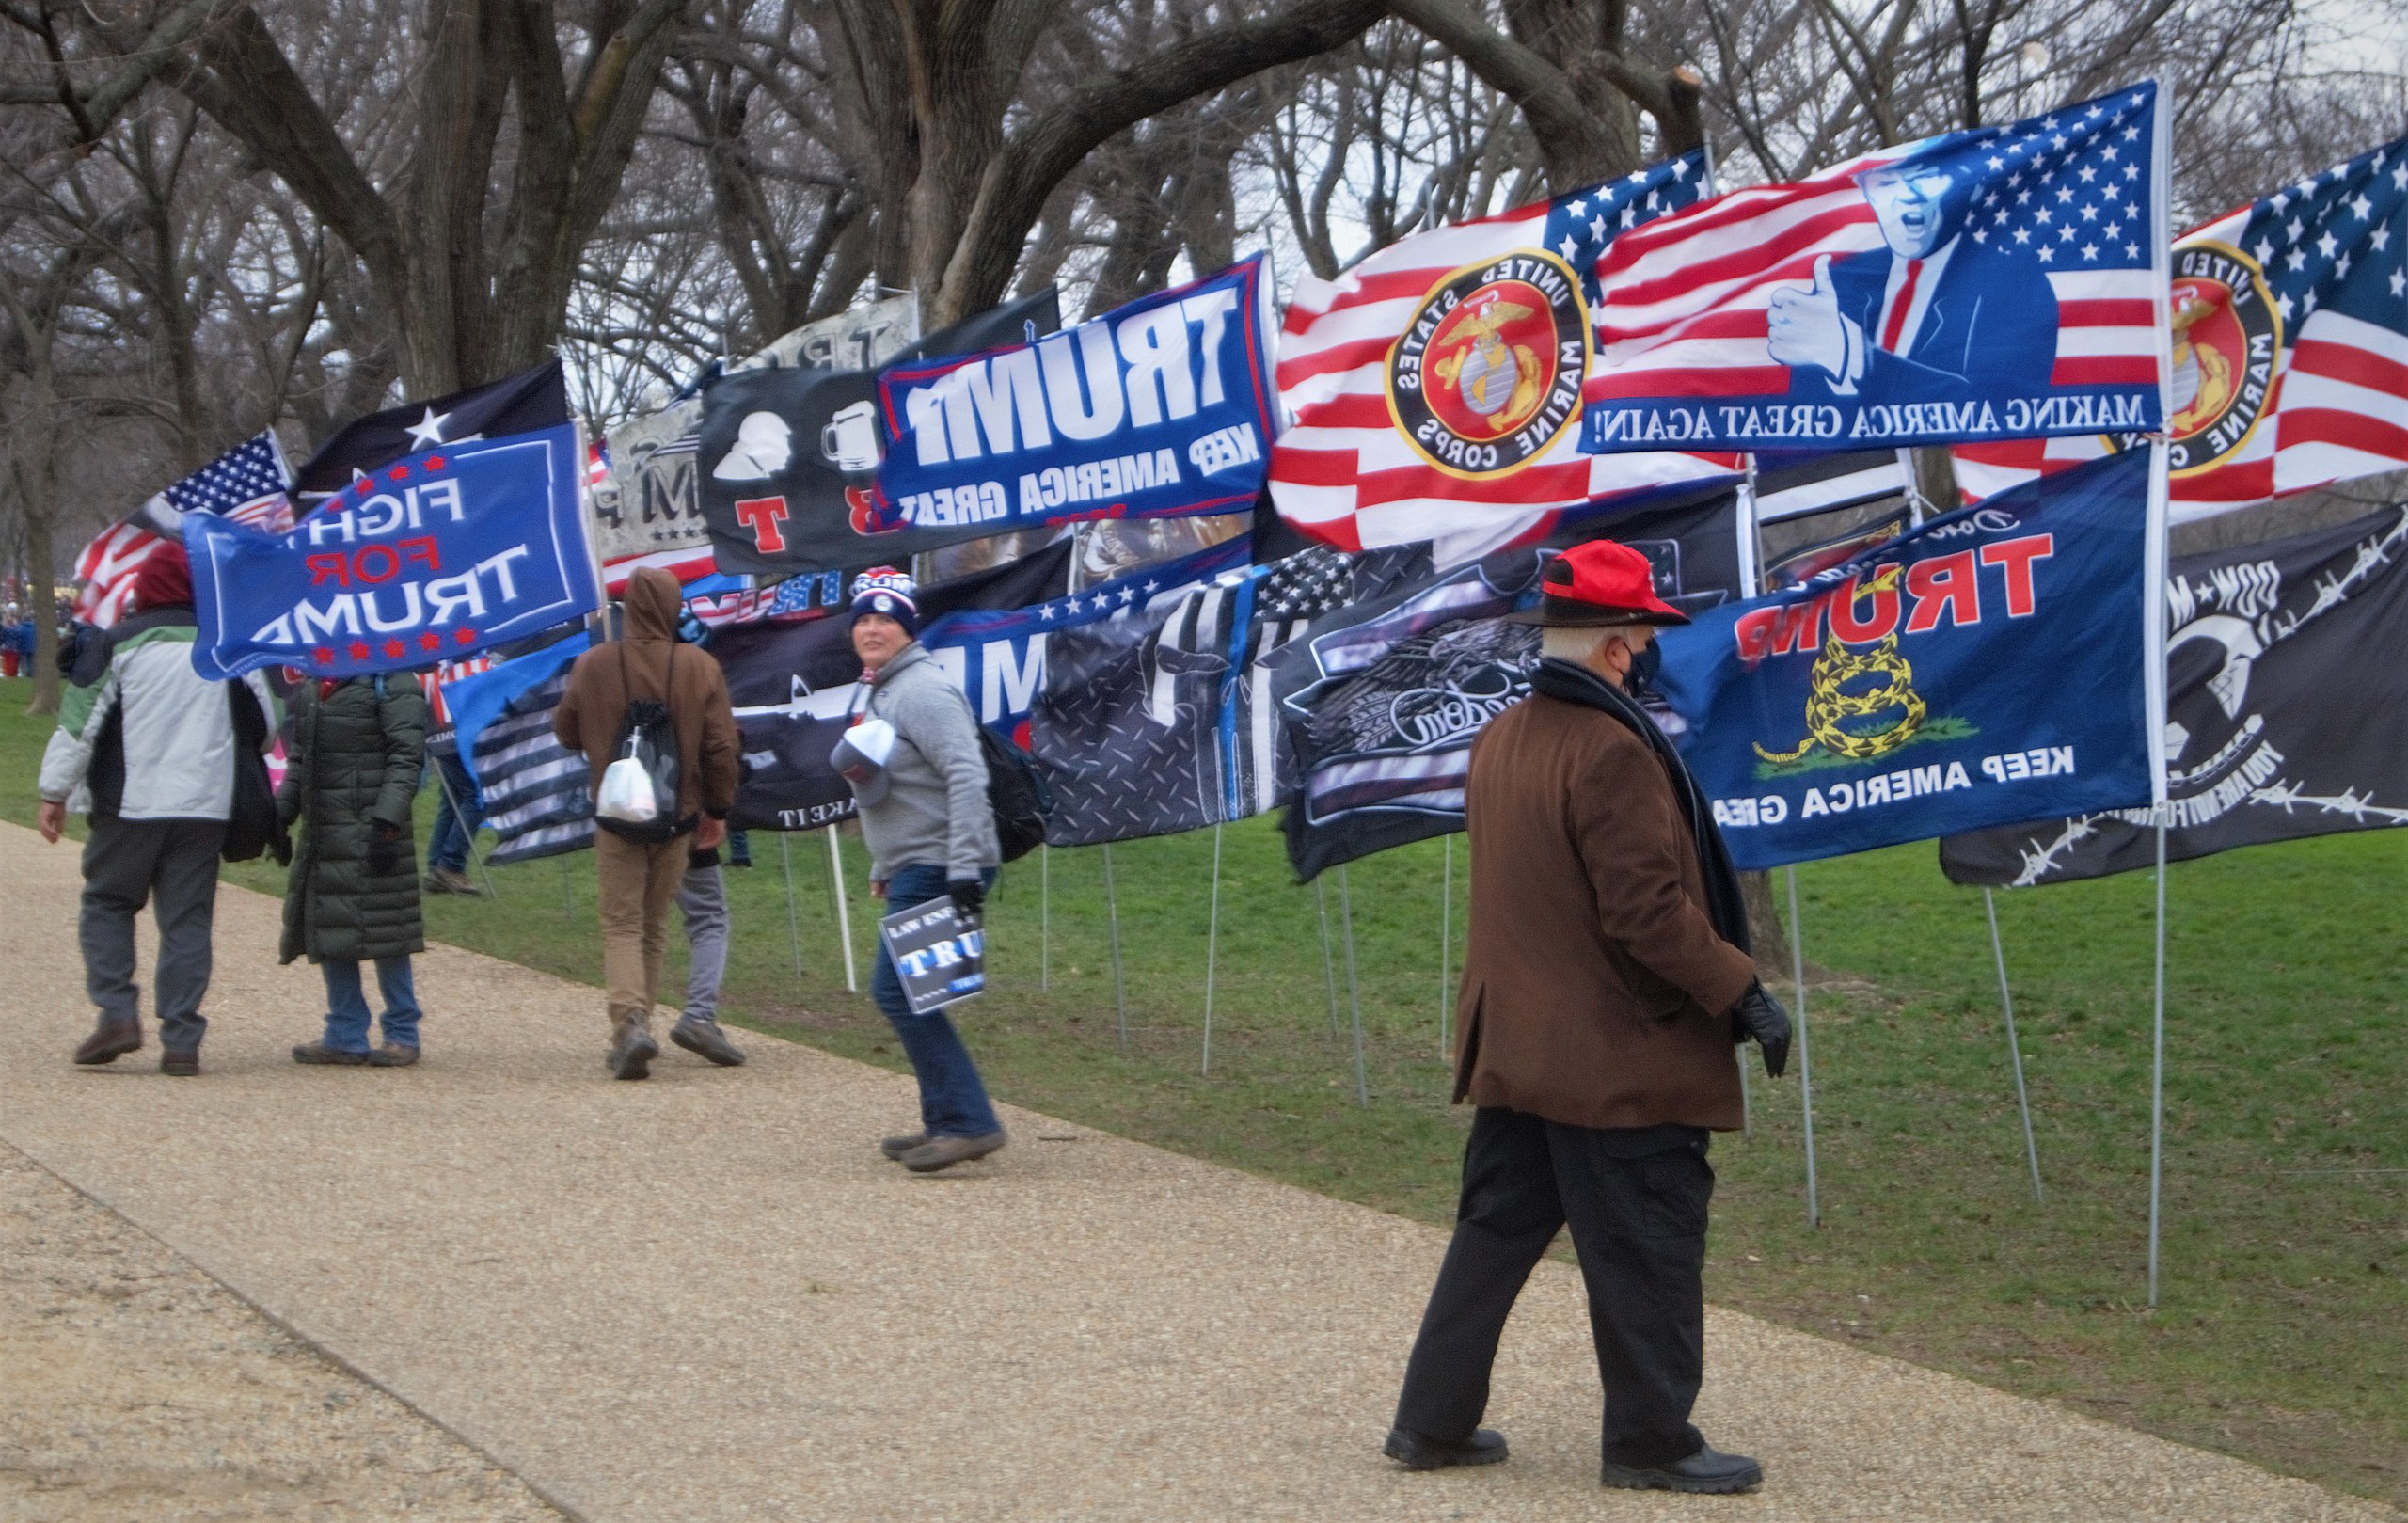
1507, 539, 1689, 627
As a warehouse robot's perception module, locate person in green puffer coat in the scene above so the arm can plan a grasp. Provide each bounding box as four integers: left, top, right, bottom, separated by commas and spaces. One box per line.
277, 673, 431, 1068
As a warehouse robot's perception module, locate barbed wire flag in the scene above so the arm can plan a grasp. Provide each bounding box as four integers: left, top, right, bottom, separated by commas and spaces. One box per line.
1583, 84, 2170, 458
1270, 152, 1739, 568
1955, 135, 2408, 520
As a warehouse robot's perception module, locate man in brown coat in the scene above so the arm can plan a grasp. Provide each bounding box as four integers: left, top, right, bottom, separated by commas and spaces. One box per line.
555, 566, 741, 1078
1386, 539, 1792, 1494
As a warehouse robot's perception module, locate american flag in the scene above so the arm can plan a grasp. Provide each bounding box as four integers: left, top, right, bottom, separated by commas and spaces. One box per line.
1270, 152, 1740, 568
1583, 85, 2166, 451
72, 431, 293, 627
1956, 135, 2408, 521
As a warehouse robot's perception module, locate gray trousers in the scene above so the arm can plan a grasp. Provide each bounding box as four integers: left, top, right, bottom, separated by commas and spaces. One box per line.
676, 863, 729, 1024
80, 816, 226, 1054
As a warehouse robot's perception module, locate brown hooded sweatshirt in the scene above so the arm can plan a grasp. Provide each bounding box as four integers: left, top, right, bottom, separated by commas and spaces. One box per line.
553, 566, 739, 827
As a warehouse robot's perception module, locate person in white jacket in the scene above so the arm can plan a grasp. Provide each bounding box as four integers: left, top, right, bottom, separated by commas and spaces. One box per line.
38, 544, 277, 1076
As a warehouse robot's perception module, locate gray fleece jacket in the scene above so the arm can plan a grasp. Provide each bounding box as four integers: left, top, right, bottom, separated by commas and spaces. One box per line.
853, 642, 999, 881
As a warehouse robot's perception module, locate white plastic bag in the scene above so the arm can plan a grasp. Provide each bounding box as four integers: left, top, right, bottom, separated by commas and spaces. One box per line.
595, 743, 661, 824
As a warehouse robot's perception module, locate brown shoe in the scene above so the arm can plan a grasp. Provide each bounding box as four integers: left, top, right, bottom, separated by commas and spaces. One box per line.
367, 1043, 420, 1068
899, 1131, 1007, 1173
609, 1023, 658, 1080
879, 1131, 933, 1161
292, 1041, 370, 1066
423, 866, 482, 896
669, 1017, 746, 1067
73, 1020, 142, 1066
160, 1051, 199, 1077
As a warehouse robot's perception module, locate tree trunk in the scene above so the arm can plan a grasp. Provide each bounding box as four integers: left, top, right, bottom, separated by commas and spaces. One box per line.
1740, 868, 1791, 978
13, 357, 63, 717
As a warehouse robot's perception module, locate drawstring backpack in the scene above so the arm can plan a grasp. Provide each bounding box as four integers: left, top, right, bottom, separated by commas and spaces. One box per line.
594, 642, 686, 842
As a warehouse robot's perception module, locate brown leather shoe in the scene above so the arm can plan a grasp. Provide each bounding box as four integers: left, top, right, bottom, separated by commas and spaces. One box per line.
899, 1131, 1007, 1173
292, 1041, 370, 1066
160, 1051, 199, 1077
422, 866, 482, 896
73, 1020, 142, 1066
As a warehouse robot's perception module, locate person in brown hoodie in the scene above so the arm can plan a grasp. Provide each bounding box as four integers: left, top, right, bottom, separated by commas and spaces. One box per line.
554, 567, 740, 1078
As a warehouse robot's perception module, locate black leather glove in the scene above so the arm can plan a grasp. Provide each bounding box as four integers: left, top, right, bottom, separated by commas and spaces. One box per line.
1733, 979, 1792, 1078
946, 877, 986, 919
367, 821, 404, 878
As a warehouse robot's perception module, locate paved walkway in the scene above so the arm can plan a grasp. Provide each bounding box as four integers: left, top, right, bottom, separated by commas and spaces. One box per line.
0, 820, 2389, 1523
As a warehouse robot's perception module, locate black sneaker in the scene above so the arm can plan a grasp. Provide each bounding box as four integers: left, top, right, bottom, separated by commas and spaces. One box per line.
879, 1131, 932, 1161
1601, 1443, 1763, 1494
1383, 1428, 1509, 1470
292, 1041, 370, 1066
669, 1017, 746, 1067
609, 1025, 659, 1080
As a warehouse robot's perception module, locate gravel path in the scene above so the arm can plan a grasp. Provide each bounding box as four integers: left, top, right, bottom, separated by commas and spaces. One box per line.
0, 819, 2391, 1523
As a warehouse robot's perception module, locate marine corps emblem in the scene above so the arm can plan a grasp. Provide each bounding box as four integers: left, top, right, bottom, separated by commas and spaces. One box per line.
1386, 252, 1591, 479
2162, 242, 2282, 474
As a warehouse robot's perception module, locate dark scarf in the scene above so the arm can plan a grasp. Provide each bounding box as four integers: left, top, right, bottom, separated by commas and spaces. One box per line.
1529, 657, 1751, 956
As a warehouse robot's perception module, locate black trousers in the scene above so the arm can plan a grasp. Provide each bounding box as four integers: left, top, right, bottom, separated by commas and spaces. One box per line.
1393, 1106, 1714, 1467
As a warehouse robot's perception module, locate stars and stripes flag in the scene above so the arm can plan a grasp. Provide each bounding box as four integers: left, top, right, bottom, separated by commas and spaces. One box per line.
1582, 85, 2170, 456
1270, 152, 1741, 568
72, 430, 293, 627
1954, 135, 2408, 521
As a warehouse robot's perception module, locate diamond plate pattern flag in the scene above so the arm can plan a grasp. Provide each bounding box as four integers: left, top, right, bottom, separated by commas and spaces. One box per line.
1954, 135, 2408, 522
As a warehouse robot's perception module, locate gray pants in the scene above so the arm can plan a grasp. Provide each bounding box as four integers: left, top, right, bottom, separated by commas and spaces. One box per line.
80, 816, 226, 1055
676, 863, 729, 1025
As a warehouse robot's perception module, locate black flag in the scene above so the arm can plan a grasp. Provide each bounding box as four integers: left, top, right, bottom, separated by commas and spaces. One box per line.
294, 359, 571, 504
1941, 506, 2408, 886
698, 291, 1061, 577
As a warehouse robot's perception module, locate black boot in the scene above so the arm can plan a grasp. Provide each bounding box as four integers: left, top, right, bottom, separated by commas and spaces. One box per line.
1383, 1428, 1509, 1470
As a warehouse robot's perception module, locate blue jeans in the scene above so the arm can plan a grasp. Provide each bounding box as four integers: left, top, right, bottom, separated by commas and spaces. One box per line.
322, 957, 420, 1053
424, 751, 483, 873
872, 864, 1000, 1138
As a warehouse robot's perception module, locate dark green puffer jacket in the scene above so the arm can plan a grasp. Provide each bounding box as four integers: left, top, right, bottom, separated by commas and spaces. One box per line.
278, 674, 428, 964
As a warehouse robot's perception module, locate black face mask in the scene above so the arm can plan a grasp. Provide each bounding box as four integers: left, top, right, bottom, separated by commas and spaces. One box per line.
1622, 638, 1662, 698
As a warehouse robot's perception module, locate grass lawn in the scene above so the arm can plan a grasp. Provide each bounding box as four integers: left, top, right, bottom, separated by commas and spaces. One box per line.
6, 672, 2402, 1502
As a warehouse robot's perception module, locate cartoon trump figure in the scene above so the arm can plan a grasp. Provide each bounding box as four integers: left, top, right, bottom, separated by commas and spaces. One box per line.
1766, 154, 2058, 404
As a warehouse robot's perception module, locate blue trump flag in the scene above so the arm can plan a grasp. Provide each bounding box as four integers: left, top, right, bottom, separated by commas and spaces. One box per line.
872, 257, 1276, 534
1652, 448, 2157, 870
185, 423, 600, 681
1584, 84, 2169, 455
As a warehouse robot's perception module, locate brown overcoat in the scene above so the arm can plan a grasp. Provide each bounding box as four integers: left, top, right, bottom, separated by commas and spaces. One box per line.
1451, 690, 1758, 1131
554, 567, 740, 825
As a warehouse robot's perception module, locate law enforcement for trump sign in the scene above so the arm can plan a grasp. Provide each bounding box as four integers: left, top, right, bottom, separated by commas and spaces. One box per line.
879, 897, 987, 1015
184, 422, 599, 681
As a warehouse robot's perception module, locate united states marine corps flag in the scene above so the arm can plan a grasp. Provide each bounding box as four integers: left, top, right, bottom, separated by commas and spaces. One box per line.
1955, 135, 2408, 519
1269, 152, 1740, 567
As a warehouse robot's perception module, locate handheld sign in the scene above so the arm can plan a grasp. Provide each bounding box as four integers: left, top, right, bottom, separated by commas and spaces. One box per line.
879, 896, 987, 1015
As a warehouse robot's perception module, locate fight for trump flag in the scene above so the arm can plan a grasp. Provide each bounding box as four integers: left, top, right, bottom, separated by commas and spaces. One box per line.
1584, 85, 2169, 455
872, 261, 1275, 540
184, 423, 599, 681
1653, 449, 2159, 871
72, 431, 293, 627
1955, 135, 2408, 520
1272, 153, 1737, 566
1941, 506, 2408, 886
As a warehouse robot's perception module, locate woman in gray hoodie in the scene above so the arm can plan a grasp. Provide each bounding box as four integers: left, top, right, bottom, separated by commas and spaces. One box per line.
832, 568, 1005, 1172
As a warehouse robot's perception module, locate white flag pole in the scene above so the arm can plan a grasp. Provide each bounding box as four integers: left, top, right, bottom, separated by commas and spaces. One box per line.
1985, 887, 2045, 1204
779, 831, 803, 978
1787, 865, 1820, 1227
1339, 864, 1369, 1107
1039, 844, 1052, 992
2142, 83, 2178, 1308
825, 824, 856, 992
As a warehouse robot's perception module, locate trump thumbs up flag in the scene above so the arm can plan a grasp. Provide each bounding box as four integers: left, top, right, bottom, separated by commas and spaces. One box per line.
1583, 84, 2172, 456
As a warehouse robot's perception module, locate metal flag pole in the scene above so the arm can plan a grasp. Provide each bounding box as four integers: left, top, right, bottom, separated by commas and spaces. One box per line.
1338, 865, 1369, 1107
1437, 834, 1453, 1059
1984, 887, 2045, 1205
1201, 824, 1225, 1075
1737, 1040, 1753, 1139
825, 824, 857, 992
1786, 865, 1820, 1228
779, 831, 803, 978
1314, 876, 1340, 1038
428, 759, 499, 898
1103, 843, 1129, 1053
558, 854, 575, 916
1039, 844, 1052, 992
2147, 820, 2169, 1307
